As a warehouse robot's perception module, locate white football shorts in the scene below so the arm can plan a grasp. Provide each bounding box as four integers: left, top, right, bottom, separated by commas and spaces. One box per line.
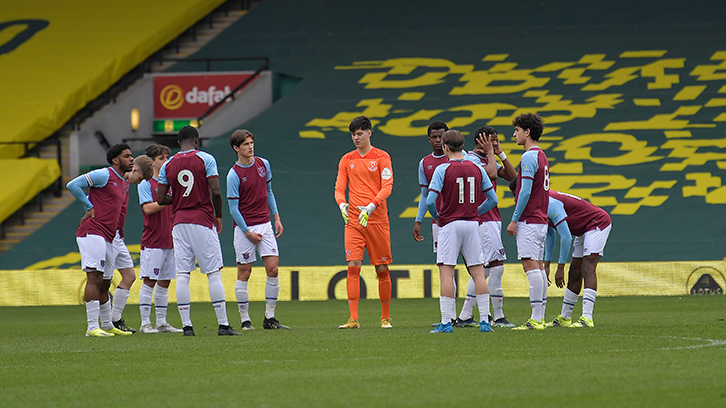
172, 223, 224, 274
108, 231, 135, 273
478, 220, 506, 265
437, 220, 484, 267
431, 222, 440, 253
572, 224, 611, 258
516, 221, 547, 261
234, 222, 279, 264
140, 248, 176, 281
76, 234, 114, 279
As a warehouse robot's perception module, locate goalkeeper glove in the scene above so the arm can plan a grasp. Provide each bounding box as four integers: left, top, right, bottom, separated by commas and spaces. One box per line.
339, 203, 349, 224
357, 203, 376, 227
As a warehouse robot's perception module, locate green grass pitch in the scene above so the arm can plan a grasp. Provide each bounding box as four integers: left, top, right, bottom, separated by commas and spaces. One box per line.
1, 296, 725, 407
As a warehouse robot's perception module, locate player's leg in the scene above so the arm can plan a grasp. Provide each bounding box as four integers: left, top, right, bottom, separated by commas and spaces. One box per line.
77, 235, 113, 337
233, 225, 257, 330
431, 222, 459, 333
253, 222, 288, 330
110, 234, 137, 333
460, 221, 493, 332
138, 277, 157, 333
339, 225, 365, 329
512, 222, 547, 330
172, 224, 196, 335
366, 223, 393, 328
154, 249, 181, 332
195, 224, 239, 336
456, 276, 478, 327
572, 225, 608, 328
262, 255, 289, 329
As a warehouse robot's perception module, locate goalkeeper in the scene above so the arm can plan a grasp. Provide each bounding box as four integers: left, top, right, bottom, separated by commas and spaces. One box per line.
334, 116, 394, 330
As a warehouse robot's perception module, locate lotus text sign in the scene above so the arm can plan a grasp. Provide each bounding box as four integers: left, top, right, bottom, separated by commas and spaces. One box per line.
153, 72, 253, 119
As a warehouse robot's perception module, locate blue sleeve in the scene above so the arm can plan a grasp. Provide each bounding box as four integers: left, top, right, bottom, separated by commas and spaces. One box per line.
547, 197, 568, 227
260, 158, 278, 216
426, 191, 439, 220
158, 160, 169, 185
66, 169, 109, 210
267, 182, 279, 216
228, 198, 249, 233
464, 152, 482, 166
138, 180, 153, 205
477, 166, 499, 215
555, 220, 573, 264
415, 186, 429, 222
199, 151, 219, 178
415, 159, 429, 222
428, 164, 446, 194
226, 169, 248, 232
512, 177, 532, 222
545, 226, 557, 262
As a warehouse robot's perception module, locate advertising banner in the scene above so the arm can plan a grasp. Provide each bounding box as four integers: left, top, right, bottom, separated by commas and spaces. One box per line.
153, 72, 254, 119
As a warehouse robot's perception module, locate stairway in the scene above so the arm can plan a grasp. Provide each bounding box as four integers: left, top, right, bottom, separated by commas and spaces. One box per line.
0, 0, 257, 255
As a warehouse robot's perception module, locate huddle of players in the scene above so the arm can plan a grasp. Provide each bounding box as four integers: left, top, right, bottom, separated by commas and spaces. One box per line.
416, 114, 612, 333
69, 126, 288, 337
69, 113, 611, 337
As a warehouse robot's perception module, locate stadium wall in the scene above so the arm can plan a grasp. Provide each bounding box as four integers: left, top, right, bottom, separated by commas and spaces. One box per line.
2, 261, 723, 306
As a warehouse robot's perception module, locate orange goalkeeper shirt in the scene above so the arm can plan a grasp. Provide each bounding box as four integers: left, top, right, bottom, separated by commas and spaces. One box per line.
335, 146, 393, 225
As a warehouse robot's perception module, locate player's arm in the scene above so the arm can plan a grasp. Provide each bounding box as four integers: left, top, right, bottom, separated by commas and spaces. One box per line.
492, 137, 517, 181
156, 161, 172, 205
262, 158, 283, 237
334, 156, 350, 224
208, 176, 223, 234
477, 165, 499, 215
425, 190, 440, 222
413, 159, 428, 241
67, 169, 108, 222
138, 180, 163, 215
475, 133, 498, 180
426, 165, 445, 223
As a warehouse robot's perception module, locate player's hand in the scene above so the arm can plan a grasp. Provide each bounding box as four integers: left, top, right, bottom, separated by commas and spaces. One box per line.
214, 217, 223, 234
413, 221, 424, 242
506, 221, 517, 236
555, 265, 566, 288
358, 203, 376, 227
80, 208, 95, 224
245, 229, 263, 244
491, 133, 503, 155
274, 219, 284, 238
339, 203, 349, 224
476, 133, 494, 154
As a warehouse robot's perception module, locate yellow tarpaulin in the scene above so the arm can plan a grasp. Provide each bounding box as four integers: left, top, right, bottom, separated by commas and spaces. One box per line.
0, 157, 61, 223
0, 0, 225, 158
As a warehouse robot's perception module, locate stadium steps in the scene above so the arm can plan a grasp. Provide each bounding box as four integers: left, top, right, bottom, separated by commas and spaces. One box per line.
0, 135, 74, 254
0, 1, 259, 255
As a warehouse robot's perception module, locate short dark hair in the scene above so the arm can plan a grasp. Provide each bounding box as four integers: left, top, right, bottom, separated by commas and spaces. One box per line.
512, 113, 544, 141
230, 129, 254, 148
144, 144, 171, 160
106, 143, 130, 165
474, 125, 498, 145
178, 125, 199, 142
427, 121, 449, 137
349, 116, 372, 132
442, 129, 465, 152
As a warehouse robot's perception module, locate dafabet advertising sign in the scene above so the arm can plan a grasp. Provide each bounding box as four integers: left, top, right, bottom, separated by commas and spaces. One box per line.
153, 73, 254, 119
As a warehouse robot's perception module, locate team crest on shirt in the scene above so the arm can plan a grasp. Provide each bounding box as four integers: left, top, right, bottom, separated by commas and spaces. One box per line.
153, 268, 160, 276
368, 161, 377, 172
258, 166, 266, 178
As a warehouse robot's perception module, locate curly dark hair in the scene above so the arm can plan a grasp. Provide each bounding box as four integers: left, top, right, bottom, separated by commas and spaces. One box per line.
512, 113, 544, 141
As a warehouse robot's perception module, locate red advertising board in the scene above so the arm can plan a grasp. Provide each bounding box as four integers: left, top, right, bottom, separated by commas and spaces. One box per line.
153, 73, 254, 119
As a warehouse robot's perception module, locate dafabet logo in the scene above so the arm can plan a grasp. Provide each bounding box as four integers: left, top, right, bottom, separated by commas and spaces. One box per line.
153, 73, 254, 118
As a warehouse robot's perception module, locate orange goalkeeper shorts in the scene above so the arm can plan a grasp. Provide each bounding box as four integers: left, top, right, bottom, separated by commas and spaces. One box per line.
344, 222, 392, 265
